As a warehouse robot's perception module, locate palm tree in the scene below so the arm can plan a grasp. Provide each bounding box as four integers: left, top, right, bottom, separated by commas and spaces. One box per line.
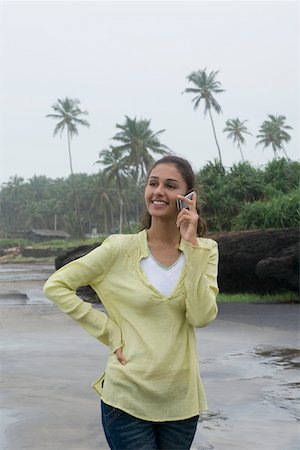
256, 114, 292, 160
223, 118, 252, 162
183, 68, 225, 166
46, 97, 90, 237
112, 116, 169, 178
96, 146, 127, 233
90, 171, 115, 234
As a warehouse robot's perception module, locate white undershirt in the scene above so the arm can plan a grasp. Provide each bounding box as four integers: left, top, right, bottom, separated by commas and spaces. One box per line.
140, 251, 186, 297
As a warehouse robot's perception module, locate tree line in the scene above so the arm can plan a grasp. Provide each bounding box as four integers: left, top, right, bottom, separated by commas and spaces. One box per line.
1, 158, 298, 237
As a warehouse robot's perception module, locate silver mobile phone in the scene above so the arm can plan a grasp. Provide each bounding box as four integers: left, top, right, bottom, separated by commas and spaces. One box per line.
176, 191, 195, 211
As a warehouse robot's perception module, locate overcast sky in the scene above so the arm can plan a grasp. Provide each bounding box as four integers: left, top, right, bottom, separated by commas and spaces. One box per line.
0, 1, 298, 185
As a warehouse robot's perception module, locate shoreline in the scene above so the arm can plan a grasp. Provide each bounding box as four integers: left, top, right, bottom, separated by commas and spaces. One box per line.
0, 257, 55, 265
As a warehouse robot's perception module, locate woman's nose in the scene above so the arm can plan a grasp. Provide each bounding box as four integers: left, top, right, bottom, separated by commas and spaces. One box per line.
154, 184, 164, 195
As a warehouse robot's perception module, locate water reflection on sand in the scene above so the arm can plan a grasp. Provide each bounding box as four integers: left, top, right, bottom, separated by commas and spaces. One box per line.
0, 262, 54, 304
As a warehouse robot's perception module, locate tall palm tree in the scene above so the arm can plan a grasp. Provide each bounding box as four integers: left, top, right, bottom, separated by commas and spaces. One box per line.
46, 97, 90, 237
112, 116, 169, 178
96, 146, 127, 233
223, 118, 252, 162
256, 115, 292, 160
184, 68, 225, 166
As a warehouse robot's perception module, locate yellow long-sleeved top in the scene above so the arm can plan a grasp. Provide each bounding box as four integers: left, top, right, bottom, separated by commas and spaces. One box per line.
43, 230, 219, 422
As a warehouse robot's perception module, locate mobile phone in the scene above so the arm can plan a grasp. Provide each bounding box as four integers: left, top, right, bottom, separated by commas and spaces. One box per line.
176, 191, 195, 211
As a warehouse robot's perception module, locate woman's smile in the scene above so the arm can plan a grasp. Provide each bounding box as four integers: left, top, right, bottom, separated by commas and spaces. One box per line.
151, 199, 169, 207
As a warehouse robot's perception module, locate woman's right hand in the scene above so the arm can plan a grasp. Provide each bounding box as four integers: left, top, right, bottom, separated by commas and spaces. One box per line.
115, 347, 127, 365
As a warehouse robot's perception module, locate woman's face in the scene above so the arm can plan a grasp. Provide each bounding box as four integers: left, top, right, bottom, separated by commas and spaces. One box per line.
144, 163, 188, 220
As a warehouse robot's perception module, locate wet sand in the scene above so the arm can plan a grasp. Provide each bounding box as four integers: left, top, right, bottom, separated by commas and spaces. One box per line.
0, 264, 299, 450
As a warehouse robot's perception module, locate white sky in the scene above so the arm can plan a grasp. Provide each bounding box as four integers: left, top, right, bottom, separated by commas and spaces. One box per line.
0, 0, 299, 185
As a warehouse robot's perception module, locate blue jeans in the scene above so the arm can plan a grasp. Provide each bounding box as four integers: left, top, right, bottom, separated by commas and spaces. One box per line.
101, 401, 199, 450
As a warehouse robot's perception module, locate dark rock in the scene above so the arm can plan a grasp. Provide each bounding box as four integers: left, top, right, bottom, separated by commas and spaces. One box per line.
76, 285, 100, 303
209, 228, 299, 294
22, 248, 57, 258
55, 244, 101, 303
0, 291, 29, 300
255, 243, 299, 290
55, 244, 100, 270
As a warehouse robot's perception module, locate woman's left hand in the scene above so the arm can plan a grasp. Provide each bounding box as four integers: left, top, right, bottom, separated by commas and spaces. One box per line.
176, 192, 199, 245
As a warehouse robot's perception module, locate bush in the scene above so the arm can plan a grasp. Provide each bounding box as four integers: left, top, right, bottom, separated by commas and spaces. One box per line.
263, 159, 300, 194
233, 189, 300, 229
0, 239, 29, 250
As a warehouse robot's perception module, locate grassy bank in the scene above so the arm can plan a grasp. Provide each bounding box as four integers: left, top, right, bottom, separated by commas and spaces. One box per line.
0, 237, 105, 252
0, 237, 104, 263
218, 292, 299, 304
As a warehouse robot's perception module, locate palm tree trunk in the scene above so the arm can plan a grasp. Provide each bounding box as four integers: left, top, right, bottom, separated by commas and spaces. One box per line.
208, 108, 223, 166
280, 145, 290, 160
110, 208, 115, 233
67, 128, 84, 238
115, 174, 124, 234
104, 209, 108, 235
119, 197, 123, 234
136, 200, 140, 224
238, 144, 245, 162
67, 127, 75, 176
272, 144, 279, 160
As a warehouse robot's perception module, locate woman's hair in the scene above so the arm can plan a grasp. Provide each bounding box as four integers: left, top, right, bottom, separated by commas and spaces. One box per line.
140, 155, 207, 236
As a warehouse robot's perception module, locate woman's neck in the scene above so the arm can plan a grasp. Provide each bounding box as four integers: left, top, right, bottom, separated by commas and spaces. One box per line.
147, 219, 181, 247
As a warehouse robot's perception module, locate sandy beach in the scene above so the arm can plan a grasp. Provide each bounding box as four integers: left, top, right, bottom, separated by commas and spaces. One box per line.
1, 264, 299, 450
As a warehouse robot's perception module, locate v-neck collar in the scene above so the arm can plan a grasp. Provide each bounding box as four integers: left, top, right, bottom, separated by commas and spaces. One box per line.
137, 230, 186, 301
148, 250, 184, 271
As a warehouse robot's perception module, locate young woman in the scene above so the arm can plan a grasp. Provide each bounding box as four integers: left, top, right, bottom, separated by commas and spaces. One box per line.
43, 155, 219, 450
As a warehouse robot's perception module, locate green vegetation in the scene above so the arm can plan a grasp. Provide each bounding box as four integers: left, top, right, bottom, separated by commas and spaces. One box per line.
29, 237, 104, 250
233, 189, 299, 229
218, 292, 299, 304
0, 239, 30, 250
198, 159, 299, 231
0, 159, 299, 237
0, 237, 104, 254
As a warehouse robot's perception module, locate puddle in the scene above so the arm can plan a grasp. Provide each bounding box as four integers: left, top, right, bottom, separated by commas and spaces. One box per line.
262, 382, 300, 422
254, 349, 300, 422
199, 410, 228, 430
254, 347, 300, 370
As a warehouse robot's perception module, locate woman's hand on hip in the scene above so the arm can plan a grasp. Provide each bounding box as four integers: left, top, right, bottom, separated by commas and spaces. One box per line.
115, 347, 127, 365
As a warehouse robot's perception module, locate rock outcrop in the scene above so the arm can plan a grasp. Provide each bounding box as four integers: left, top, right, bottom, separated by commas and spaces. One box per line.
210, 228, 299, 294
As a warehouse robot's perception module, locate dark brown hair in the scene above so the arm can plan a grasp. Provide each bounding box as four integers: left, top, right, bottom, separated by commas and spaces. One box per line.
140, 155, 207, 236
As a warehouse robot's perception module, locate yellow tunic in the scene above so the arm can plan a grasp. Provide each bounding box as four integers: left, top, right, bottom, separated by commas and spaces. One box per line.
43, 230, 218, 422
